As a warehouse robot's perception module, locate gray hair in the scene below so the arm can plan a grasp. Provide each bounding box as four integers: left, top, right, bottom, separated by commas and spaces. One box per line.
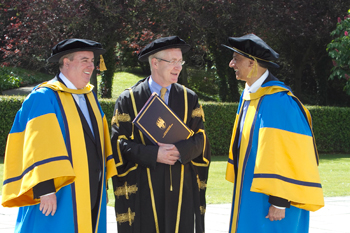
58, 52, 75, 69
148, 50, 168, 71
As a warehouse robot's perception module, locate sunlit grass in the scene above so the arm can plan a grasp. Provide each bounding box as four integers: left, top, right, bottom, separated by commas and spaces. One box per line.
105, 154, 350, 206
318, 154, 350, 197
98, 72, 144, 100
206, 156, 233, 204
1, 155, 349, 206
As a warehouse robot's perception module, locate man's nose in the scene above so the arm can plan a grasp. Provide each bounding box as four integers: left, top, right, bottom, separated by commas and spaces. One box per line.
229, 60, 235, 68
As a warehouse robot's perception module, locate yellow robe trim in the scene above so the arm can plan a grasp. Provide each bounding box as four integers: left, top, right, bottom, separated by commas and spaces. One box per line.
40, 81, 117, 182
229, 99, 260, 229
226, 84, 324, 213
39, 80, 94, 94
226, 112, 240, 184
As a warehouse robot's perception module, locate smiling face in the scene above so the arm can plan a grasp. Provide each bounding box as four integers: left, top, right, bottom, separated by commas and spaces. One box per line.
62, 51, 95, 89
151, 48, 183, 87
228, 52, 254, 83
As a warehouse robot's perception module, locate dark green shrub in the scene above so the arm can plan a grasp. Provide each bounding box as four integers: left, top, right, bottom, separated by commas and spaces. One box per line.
1, 97, 349, 156
0, 66, 51, 94
0, 67, 21, 93
99, 98, 115, 127
309, 106, 350, 153
0, 96, 25, 156
202, 102, 238, 156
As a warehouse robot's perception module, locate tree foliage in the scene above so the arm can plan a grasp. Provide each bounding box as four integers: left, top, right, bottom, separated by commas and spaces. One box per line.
327, 10, 350, 95
1, 0, 350, 105
0, 0, 85, 70
235, 0, 350, 105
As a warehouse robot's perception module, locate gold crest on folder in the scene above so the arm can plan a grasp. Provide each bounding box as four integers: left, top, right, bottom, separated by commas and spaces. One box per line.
156, 117, 166, 130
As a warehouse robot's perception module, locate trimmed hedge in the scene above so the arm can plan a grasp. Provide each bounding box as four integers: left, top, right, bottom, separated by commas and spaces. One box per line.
0, 96, 26, 156
1, 96, 350, 156
308, 106, 350, 153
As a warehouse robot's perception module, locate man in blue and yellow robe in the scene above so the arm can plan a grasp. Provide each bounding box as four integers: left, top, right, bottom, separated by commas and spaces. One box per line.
222, 34, 324, 233
1, 39, 117, 233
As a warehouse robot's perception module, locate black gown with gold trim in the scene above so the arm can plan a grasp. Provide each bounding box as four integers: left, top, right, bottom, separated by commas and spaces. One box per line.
111, 77, 211, 233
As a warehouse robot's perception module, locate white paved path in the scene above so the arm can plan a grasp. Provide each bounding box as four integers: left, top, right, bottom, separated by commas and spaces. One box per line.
0, 196, 349, 233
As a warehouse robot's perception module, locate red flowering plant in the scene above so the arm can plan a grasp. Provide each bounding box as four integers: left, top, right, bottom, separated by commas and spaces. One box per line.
327, 9, 350, 95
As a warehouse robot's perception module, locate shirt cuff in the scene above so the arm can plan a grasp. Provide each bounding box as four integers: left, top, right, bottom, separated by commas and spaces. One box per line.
40, 192, 56, 197
272, 205, 286, 210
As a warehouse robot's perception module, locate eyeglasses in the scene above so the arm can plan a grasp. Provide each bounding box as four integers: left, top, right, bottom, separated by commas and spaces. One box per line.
155, 57, 185, 66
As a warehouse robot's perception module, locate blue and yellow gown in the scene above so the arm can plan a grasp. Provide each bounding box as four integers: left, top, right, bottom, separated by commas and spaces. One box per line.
2, 79, 117, 233
226, 79, 324, 233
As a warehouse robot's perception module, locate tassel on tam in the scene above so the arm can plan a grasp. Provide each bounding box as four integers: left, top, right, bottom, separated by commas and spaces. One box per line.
247, 57, 258, 79
100, 55, 107, 71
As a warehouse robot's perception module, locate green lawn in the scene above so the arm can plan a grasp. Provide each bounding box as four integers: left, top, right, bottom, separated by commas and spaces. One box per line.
318, 154, 350, 197
98, 71, 144, 100
2, 155, 348, 206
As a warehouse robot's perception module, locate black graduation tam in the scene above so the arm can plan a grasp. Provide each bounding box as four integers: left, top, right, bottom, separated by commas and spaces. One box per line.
222, 34, 279, 68
138, 36, 190, 62
47, 38, 106, 62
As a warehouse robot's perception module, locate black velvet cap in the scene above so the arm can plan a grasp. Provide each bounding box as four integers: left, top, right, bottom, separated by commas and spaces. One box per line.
47, 38, 106, 62
222, 34, 279, 68
138, 36, 190, 62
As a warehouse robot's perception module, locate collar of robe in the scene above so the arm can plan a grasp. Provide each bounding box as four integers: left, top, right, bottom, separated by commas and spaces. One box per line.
38, 80, 93, 94
243, 84, 292, 101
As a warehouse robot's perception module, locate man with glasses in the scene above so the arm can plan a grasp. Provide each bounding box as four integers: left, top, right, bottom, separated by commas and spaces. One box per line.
110, 36, 211, 233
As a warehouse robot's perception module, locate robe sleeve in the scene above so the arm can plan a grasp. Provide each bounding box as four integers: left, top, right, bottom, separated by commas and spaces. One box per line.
111, 92, 158, 176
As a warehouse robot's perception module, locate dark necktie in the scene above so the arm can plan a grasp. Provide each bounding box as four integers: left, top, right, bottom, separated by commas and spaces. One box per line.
78, 94, 94, 137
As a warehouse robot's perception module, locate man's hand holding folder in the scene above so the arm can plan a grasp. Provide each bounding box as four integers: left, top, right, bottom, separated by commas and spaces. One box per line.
156, 142, 180, 165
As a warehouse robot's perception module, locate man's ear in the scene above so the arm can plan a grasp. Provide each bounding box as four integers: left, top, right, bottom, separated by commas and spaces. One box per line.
63, 57, 70, 67
151, 57, 158, 69
248, 59, 255, 68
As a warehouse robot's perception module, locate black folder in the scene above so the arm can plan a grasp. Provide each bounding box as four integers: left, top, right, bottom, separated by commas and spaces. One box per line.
132, 92, 194, 145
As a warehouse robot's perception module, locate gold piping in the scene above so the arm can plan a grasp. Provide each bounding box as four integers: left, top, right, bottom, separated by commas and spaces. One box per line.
129, 88, 158, 232
147, 168, 159, 233
129, 88, 145, 143
191, 129, 210, 167
182, 85, 188, 124
231, 47, 272, 63
175, 164, 185, 233
170, 165, 173, 191
116, 135, 138, 177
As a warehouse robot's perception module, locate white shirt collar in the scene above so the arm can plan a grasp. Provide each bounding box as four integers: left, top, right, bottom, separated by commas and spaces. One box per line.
59, 73, 77, 90
245, 69, 269, 94
59, 73, 81, 105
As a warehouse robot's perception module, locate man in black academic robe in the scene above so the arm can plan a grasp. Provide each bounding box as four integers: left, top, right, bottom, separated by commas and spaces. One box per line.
111, 36, 211, 233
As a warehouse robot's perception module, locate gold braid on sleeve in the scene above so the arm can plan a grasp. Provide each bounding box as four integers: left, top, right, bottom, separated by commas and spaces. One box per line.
191, 105, 205, 122
111, 109, 131, 127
